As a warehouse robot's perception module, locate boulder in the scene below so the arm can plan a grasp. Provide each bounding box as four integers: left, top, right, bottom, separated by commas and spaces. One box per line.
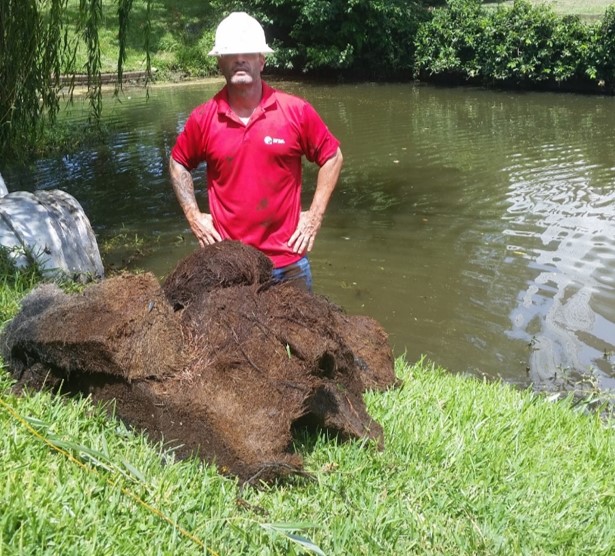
0, 177, 103, 281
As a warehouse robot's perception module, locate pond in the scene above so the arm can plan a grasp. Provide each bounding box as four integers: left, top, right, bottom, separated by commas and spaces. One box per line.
2, 78, 615, 392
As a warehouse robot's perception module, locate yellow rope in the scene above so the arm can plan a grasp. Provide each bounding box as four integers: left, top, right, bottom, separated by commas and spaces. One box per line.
0, 395, 219, 555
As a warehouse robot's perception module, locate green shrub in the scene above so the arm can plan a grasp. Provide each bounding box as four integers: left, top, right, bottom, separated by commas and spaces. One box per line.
550, 15, 594, 83
175, 30, 218, 77
212, 0, 430, 80
478, 0, 560, 83
414, 0, 615, 91
414, 0, 487, 80
589, 5, 615, 86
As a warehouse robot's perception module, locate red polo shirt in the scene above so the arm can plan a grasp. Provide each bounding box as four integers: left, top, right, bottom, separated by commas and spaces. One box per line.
171, 81, 340, 268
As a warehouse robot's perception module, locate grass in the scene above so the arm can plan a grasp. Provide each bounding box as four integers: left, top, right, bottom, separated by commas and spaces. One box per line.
64, 0, 218, 78
0, 249, 45, 328
2, 334, 615, 554
483, 0, 614, 20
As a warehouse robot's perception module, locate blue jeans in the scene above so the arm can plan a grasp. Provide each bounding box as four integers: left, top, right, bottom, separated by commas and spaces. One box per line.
271, 257, 313, 291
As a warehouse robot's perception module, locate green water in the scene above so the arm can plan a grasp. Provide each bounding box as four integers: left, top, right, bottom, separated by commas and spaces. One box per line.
3, 79, 615, 390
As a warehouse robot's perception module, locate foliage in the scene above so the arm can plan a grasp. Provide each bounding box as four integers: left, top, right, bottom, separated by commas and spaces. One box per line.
2, 357, 615, 553
0, 0, 149, 158
0, 0, 67, 156
479, 0, 563, 82
414, 0, 615, 91
0, 247, 44, 326
173, 29, 218, 78
549, 14, 596, 83
414, 0, 487, 79
134, 2, 218, 79
588, 5, 615, 86
211, 0, 430, 80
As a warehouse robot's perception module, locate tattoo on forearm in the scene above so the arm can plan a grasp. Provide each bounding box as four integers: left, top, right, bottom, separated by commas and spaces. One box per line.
171, 161, 197, 211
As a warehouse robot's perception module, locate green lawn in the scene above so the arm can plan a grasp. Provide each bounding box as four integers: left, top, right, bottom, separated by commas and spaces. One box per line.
2, 355, 615, 554
65, 0, 218, 77
484, 0, 614, 20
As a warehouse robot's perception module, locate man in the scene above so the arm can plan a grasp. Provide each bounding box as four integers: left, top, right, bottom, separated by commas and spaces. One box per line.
169, 12, 343, 290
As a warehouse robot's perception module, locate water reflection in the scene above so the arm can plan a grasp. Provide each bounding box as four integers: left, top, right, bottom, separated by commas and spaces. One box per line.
504, 146, 615, 390
1, 80, 615, 391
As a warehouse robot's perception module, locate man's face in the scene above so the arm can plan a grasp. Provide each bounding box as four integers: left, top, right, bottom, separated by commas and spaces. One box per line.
218, 53, 265, 86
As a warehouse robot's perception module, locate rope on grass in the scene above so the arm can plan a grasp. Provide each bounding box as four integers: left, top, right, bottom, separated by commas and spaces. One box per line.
0, 395, 218, 555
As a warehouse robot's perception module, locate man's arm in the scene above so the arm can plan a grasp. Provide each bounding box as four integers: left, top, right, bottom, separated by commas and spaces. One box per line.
288, 147, 343, 255
169, 156, 222, 246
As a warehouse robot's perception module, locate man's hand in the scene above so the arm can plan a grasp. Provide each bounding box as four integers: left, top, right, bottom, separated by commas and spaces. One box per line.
288, 147, 343, 255
189, 211, 222, 247
169, 156, 222, 247
288, 210, 322, 254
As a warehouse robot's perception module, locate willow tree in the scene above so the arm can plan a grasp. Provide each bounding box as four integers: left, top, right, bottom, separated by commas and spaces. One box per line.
0, 0, 150, 157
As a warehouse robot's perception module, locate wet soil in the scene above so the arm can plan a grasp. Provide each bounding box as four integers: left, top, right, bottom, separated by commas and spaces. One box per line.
2, 241, 397, 483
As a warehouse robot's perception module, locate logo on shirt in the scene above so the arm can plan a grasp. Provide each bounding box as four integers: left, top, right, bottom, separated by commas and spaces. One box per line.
264, 136, 285, 145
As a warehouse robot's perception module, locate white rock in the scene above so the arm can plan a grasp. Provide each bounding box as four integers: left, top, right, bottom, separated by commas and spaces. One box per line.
0, 188, 104, 281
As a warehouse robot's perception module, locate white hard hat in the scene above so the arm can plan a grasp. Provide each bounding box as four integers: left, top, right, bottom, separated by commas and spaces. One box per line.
208, 12, 274, 56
